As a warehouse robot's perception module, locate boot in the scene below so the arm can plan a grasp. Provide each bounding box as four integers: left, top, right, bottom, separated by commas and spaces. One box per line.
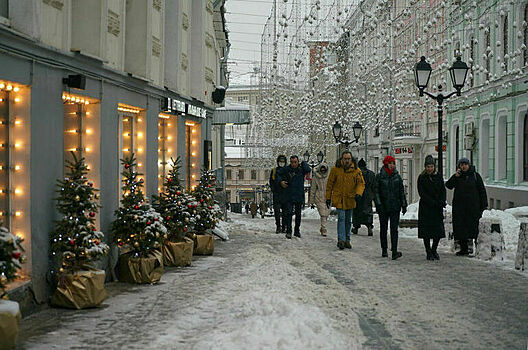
352, 227, 359, 235
382, 249, 388, 257
285, 231, 292, 239
392, 251, 403, 260
432, 250, 440, 260
425, 247, 433, 261
294, 230, 301, 238
276, 226, 281, 234
344, 241, 352, 249
367, 227, 373, 236
337, 240, 345, 250
320, 227, 327, 237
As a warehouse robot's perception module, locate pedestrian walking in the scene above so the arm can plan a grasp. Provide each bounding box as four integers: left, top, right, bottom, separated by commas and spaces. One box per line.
276, 155, 311, 239
250, 201, 257, 218
374, 155, 407, 260
445, 157, 488, 256
309, 163, 331, 236
326, 151, 365, 250
259, 200, 267, 219
417, 155, 446, 260
245, 202, 249, 214
269, 155, 288, 233
352, 158, 375, 236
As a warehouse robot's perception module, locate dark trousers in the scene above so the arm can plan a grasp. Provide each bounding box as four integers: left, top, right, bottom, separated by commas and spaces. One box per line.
285, 202, 302, 233
273, 201, 286, 229
379, 211, 400, 252
424, 238, 440, 252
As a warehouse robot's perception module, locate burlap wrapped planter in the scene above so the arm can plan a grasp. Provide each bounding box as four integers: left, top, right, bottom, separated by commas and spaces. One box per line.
51, 269, 107, 309
118, 250, 164, 284
193, 234, 214, 255
0, 300, 21, 350
162, 237, 194, 267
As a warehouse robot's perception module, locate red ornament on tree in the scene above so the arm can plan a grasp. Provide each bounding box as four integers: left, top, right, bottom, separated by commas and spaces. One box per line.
88, 182, 93, 187
176, 191, 181, 195
124, 163, 130, 169
166, 216, 171, 221
118, 241, 124, 246
146, 220, 151, 225
183, 227, 187, 232
95, 241, 100, 246
134, 205, 140, 210
12, 252, 21, 259
154, 218, 158, 221
200, 199, 204, 203
89, 212, 96, 217
193, 204, 197, 208
69, 239, 75, 246
208, 206, 212, 209
168, 178, 172, 183
188, 204, 192, 208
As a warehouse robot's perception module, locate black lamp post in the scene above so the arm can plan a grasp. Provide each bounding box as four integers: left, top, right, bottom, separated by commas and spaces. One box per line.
414, 56, 469, 178
304, 150, 325, 168
332, 121, 363, 149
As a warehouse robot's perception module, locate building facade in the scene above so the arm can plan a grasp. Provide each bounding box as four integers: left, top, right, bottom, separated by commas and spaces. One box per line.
446, 0, 528, 209
0, 0, 228, 307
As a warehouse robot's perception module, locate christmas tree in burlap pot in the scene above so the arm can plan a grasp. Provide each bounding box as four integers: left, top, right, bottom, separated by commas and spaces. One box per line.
111, 154, 166, 283
0, 227, 25, 298
153, 158, 195, 266
50, 153, 109, 309
191, 170, 222, 255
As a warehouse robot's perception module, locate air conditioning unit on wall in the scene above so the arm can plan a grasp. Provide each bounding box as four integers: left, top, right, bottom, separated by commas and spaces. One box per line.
464, 135, 475, 150
464, 122, 475, 136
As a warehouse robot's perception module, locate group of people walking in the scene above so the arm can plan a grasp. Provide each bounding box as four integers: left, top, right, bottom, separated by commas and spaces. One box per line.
269, 151, 488, 261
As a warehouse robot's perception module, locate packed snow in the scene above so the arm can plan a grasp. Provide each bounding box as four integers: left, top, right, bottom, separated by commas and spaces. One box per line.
0, 299, 20, 317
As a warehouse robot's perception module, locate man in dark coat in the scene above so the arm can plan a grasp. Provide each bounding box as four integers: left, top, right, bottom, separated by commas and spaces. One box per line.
353, 158, 375, 236
445, 157, 488, 256
276, 155, 311, 239
269, 155, 288, 233
418, 155, 446, 260
374, 155, 408, 260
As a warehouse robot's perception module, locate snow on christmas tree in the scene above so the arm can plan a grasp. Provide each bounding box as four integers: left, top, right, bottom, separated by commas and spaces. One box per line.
111, 154, 166, 256
0, 226, 25, 297
153, 157, 195, 242
50, 153, 108, 274
192, 169, 222, 233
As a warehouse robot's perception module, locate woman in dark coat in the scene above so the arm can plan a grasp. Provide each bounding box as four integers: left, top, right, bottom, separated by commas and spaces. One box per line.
445, 157, 488, 256
417, 155, 446, 260
352, 158, 376, 236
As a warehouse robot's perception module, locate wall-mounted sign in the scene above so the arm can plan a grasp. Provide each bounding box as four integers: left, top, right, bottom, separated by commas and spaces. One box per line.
435, 145, 447, 152
188, 104, 207, 118
394, 147, 413, 155
162, 97, 186, 114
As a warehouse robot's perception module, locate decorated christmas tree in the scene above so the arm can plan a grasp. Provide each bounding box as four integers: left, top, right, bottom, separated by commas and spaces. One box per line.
50, 153, 108, 274
153, 157, 195, 242
111, 154, 166, 257
0, 227, 25, 297
192, 169, 222, 233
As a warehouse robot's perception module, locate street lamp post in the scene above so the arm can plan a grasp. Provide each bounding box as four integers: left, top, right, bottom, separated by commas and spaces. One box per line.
303, 150, 325, 169
332, 121, 363, 149
414, 56, 469, 178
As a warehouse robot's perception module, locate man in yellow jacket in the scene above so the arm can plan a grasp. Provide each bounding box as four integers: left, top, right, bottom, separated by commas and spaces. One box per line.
326, 151, 365, 250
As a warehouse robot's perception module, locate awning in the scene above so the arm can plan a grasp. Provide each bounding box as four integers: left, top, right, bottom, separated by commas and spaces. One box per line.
213, 106, 251, 125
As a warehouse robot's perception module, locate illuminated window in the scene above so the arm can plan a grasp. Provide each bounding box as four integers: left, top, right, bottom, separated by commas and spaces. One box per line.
185, 122, 200, 190
158, 113, 178, 192
118, 104, 145, 196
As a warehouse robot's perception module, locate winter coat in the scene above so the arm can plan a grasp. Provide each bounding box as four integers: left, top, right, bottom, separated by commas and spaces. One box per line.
269, 166, 288, 204
250, 202, 257, 216
353, 165, 376, 225
259, 201, 267, 215
417, 172, 446, 239
276, 161, 311, 203
374, 166, 408, 214
309, 164, 331, 217
325, 161, 365, 210
445, 166, 487, 240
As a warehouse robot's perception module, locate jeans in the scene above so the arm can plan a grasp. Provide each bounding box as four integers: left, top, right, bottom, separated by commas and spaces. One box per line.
285, 202, 303, 233
273, 201, 286, 229
379, 211, 400, 252
337, 209, 353, 242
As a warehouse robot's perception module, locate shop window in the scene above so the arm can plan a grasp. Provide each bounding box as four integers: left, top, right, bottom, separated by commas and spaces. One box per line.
496, 115, 507, 180
0, 80, 31, 280
251, 170, 257, 180
185, 121, 200, 190
158, 113, 178, 192
118, 104, 145, 197
226, 169, 232, 180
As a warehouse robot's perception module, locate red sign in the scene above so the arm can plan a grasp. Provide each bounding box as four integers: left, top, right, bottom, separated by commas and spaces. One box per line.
394, 147, 413, 155
435, 145, 447, 152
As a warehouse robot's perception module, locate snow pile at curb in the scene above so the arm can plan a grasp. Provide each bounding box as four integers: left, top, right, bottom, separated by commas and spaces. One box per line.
504, 206, 528, 218
213, 221, 230, 240
0, 299, 20, 317
401, 202, 419, 220
481, 209, 521, 264
302, 207, 320, 219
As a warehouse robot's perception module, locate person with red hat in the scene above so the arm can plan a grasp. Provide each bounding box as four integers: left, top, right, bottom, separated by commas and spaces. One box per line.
374, 155, 408, 260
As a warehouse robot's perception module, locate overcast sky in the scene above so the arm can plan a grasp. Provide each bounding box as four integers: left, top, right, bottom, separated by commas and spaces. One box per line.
225, 0, 274, 86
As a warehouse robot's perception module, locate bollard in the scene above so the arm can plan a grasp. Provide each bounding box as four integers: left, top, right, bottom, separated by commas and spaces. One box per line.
514, 219, 528, 271
476, 217, 505, 261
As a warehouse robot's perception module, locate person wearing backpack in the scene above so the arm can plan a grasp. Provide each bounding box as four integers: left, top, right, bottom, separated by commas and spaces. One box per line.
445, 157, 488, 256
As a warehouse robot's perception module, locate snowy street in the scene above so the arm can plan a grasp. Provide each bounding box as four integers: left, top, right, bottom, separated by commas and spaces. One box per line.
17, 214, 528, 350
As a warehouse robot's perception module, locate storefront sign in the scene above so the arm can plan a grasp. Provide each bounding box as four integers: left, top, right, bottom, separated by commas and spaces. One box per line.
188, 105, 207, 118
394, 147, 413, 155
435, 145, 447, 152
163, 97, 186, 114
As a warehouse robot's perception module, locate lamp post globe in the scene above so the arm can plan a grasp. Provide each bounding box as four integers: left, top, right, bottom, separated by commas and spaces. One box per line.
303, 151, 310, 162
414, 56, 432, 96
449, 56, 470, 96
352, 121, 363, 142
316, 151, 324, 163
332, 121, 342, 141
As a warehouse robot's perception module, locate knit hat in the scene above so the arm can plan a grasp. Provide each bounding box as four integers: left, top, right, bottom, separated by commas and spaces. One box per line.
358, 158, 366, 168
457, 157, 470, 168
424, 155, 435, 167
383, 155, 396, 166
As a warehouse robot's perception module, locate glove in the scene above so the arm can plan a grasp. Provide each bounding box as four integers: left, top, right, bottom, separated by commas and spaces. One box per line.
326, 199, 331, 209
355, 194, 361, 202
402, 206, 407, 215
310, 204, 316, 209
